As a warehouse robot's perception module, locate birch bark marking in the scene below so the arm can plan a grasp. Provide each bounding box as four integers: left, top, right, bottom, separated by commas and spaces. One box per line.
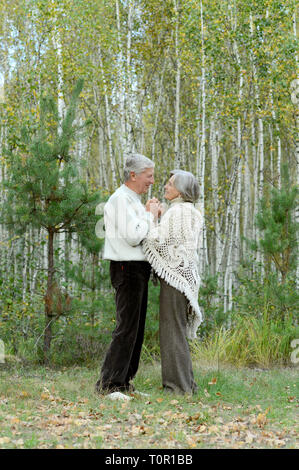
250, 13, 263, 272
270, 89, 281, 188
243, 139, 251, 255
197, 0, 208, 275
291, 11, 299, 288
115, 0, 126, 166
173, 0, 181, 168
125, 0, 135, 157
151, 55, 168, 161
149, 56, 168, 198
0, 6, 9, 277
232, 16, 244, 277
210, 117, 221, 274
52, 3, 66, 286
98, 46, 117, 187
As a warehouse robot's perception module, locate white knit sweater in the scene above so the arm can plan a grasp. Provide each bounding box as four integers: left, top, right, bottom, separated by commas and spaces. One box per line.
142, 198, 203, 339
102, 184, 154, 261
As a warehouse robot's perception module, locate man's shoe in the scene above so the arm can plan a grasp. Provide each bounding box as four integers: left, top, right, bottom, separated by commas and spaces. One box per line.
107, 391, 133, 401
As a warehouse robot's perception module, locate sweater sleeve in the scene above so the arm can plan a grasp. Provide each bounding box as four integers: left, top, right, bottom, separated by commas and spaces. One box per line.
143, 208, 174, 246
105, 193, 154, 247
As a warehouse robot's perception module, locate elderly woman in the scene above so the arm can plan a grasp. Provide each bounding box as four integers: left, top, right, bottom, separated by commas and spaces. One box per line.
142, 170, 203, 395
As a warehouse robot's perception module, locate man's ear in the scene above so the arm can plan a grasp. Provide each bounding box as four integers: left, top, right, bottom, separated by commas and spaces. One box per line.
130, 171, 136, 181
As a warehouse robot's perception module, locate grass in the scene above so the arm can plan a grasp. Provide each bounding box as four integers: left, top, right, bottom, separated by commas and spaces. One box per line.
191, 314, 298, 368
0, 359, 298, 449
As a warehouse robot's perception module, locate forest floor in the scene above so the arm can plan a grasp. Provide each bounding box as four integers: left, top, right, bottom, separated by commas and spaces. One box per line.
0, 361, 298, 450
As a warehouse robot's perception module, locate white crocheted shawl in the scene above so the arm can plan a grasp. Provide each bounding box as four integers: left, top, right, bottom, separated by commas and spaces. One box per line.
142, 197, 203, 339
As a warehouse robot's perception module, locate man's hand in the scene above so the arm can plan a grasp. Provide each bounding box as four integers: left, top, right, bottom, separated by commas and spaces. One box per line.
145, 198, 160, 220
145, 197, 159, 211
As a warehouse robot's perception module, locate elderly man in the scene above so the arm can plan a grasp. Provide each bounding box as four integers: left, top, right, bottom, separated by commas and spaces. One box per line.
95, 153, 159, 398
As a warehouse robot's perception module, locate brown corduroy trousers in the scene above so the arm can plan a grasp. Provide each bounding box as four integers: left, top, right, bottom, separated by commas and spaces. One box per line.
159, 278, 198, 395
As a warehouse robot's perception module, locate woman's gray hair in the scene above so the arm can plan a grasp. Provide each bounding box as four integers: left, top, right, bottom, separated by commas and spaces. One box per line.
124, 153, 155, 181
170, 169, 200, 203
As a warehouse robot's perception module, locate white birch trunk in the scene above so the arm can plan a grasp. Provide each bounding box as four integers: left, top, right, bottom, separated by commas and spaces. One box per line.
197, 0, 208, 276
250, 13, 263, 273
148, 61, 167, 199
232, 22, 243, 281
124, 0, 134, 157
98, 46, 117, 187
174, 0, 181, 168
292, 11, 299, 289
52, 10, 66, 286
270, 89, 282, 188
210, 117, 221, 274
98, 120, 109, 189
115, 0, 127, 167
243, 139, 251, 255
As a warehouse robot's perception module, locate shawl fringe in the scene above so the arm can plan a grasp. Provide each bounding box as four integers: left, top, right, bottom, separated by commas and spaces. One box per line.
143, 243, 203, 340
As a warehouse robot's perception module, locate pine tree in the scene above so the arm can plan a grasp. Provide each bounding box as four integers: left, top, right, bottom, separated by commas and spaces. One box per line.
240, 164, 298, 324
254, 165, 298, 283
2, 79, 99, 361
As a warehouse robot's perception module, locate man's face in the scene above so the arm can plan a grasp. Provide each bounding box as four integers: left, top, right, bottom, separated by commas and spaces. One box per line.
131, 167, 155, 194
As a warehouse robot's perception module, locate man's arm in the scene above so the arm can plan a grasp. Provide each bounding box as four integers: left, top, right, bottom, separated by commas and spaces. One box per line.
105, 196, 158, 247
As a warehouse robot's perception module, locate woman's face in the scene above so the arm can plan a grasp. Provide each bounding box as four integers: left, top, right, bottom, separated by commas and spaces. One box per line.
164, 175, 180, 200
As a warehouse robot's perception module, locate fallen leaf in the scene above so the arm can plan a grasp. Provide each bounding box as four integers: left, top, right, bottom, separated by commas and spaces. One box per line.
10, 417, 20, 425
0, 437, 11, 445
197, 425, 207, 433
208, 377, 217, 385
256, 412, 267, 428
40, 392, 50, 400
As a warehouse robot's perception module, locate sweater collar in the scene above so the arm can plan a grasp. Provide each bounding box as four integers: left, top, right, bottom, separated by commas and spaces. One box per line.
169, 196, 187, 206
122, 184, 142, 201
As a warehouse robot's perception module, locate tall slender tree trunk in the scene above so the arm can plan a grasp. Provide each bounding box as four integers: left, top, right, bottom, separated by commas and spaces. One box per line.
44, 229, 55, 360
52, 15, 66, 286
173, 0, 181, 168
98, 46, 117, 187
210, 116, 221, 274
197, 0, 208, 276
115, 0, 126, 166
125, 0, 134, 157
243, 139, 251, 255
292, 10, 299, 289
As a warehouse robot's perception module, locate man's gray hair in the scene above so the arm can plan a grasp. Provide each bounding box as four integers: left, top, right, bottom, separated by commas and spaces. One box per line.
170, 169, 200, 203
124, 153, 155, 181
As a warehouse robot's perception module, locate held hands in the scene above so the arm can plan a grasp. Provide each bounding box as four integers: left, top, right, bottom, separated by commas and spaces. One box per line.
145, 198, 163, 220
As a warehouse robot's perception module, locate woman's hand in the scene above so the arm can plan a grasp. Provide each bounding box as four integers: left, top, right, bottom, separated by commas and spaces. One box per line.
146, 198, 160, 220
